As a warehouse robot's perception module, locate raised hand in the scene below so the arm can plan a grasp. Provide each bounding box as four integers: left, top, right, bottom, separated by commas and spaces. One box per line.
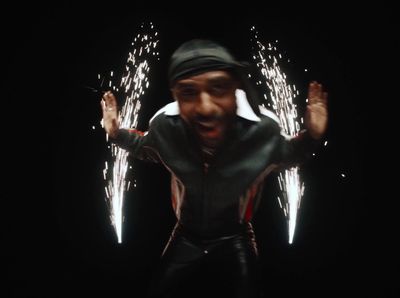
305, 81, 328, 140
100, 91, 119, 139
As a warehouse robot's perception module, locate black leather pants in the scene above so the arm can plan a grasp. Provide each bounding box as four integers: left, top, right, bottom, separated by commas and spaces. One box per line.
147, 223, 261, 298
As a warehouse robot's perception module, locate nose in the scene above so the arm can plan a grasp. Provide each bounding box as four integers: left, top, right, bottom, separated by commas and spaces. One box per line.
196, 91, 216, 118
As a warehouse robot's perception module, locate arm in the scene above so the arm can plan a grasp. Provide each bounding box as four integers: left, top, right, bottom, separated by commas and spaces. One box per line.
277, 81, 328, 167
101, 91, 159, 162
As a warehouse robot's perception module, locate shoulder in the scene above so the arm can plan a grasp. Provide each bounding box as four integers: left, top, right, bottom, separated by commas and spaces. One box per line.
258, 105, 280, 124
256, 106, 291, 140
149, 101, 179, 124
148, 101, 182, 133
252, 105, 280, 132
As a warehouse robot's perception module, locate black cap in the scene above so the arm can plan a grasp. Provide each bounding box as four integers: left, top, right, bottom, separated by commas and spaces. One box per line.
168, 39, 248, 87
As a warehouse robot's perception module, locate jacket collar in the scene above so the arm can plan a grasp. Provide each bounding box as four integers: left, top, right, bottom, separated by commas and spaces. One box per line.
161, 89, 261, 122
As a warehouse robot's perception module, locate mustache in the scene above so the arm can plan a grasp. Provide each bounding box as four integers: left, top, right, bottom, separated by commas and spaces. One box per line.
194, 114, 223, 123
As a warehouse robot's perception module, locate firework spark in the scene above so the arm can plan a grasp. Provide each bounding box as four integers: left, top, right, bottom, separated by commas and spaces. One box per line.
101, 22, 159, 243
251, 26, 304, 244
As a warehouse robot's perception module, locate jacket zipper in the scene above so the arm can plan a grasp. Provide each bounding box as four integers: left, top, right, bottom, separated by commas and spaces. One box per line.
202, 162, 209, 234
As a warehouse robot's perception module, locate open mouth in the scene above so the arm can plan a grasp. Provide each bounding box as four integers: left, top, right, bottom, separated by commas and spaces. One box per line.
195, 122, 221, 140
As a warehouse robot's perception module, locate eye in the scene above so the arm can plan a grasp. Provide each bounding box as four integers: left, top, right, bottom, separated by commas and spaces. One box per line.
209, 81, 234, 96
176, 86, 199, 101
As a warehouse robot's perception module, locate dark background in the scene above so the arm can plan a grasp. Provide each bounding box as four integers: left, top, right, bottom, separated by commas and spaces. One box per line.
5, 3, 397, 297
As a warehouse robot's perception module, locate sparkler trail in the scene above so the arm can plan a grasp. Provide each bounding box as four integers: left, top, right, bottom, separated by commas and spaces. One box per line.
250, 26, 304, 244
100, 22, 159, 243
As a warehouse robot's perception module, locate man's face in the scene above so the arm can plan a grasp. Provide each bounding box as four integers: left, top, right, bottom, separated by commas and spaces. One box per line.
172, 70, 239, 148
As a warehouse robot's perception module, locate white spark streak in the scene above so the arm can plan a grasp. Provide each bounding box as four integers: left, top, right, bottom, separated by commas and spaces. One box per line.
251, 26, 304, 244
102, 23, 159, 243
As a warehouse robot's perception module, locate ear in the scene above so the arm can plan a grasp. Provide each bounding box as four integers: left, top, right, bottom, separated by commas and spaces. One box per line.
171, 88, 178, 101
235, 78, 243, 89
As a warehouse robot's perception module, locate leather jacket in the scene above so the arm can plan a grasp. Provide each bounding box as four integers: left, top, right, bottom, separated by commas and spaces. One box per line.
112, 90, 318, 238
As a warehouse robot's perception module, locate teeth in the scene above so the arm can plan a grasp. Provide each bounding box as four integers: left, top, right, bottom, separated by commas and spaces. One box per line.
197, 122, 216, 128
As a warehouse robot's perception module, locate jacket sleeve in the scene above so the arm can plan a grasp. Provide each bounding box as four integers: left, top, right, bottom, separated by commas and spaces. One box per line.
276, 129, 321, 169
109, 127, 160, 163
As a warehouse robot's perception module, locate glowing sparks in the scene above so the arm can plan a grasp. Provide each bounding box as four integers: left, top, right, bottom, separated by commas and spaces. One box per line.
251, 26, 304, 244
101, 22, 159, 243
278, 170, 305, 243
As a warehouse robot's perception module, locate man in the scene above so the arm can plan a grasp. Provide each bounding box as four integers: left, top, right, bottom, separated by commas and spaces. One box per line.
101, 39, 328, 297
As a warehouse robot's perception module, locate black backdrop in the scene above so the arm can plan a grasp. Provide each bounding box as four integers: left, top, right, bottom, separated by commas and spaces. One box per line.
5, 3, 397, 297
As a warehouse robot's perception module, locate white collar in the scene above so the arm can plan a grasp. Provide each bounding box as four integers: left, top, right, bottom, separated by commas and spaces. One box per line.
234, 89, 261, 121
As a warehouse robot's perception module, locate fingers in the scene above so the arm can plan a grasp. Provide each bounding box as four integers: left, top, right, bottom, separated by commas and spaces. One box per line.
101, 91, 118, 112
308, 81, 328, 106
